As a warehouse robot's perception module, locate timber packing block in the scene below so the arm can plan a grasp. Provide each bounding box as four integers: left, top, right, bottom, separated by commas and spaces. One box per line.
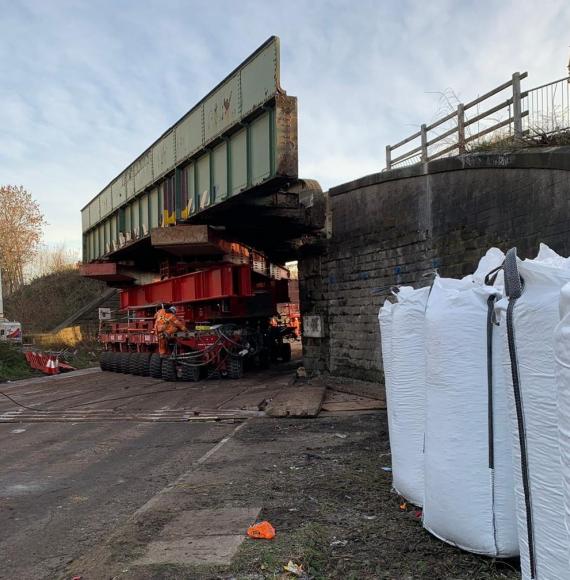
265, 385, 326, 417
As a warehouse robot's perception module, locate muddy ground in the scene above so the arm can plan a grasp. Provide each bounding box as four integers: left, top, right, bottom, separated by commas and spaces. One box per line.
224, 414, 518, 580
1, 364, 520, 579
66, 413, 519, 580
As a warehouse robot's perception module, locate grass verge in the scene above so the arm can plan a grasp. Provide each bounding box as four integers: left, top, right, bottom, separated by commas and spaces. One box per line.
0, 343, 39, 381
0, 341, 100, 382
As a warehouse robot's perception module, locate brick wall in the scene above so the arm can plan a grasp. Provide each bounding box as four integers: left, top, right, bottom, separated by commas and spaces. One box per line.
299, 148, 570, 382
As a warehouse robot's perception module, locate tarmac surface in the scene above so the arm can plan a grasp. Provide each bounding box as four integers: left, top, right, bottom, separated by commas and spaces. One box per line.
0, 365, 293, 579
0, 416, 240, 579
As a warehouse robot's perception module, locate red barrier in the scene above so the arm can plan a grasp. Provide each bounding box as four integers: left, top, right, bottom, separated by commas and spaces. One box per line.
24, 352, 61, 375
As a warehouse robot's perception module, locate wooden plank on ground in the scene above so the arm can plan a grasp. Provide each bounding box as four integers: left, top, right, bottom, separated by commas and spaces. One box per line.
321, 387, 386, 412
326, 379, 386, 402
217, 385, 281, 412
265, 386, 326, 417
321, 399, 386, 412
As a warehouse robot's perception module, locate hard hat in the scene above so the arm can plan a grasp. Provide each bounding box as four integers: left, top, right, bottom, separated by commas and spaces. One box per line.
168, 306, 177, 314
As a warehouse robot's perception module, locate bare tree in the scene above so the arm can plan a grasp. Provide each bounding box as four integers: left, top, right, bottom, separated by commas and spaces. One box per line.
26, 243, 80, 280
0, 185, 46, 295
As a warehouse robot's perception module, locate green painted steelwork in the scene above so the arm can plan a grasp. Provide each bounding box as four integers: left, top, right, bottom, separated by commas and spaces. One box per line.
174, 167, 182, 222
81, 36, 298, 262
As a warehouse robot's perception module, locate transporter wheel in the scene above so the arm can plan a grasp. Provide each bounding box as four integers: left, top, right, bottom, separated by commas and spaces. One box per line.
105, 351, 114, 371
207, 367, 221, 380
119, 353, 131, 374
114, 352, 124, 373
106, 352, 114, 372
99, 351, 109, 371
162, 358, 178, 382
149, 353, 163, 379
180, 363, 201, 382
279, 342, 292, 363
138, 353, 152, 377
109, 352, 120, 373
132, 353, 143, 375
128, 353, 139, 375
227, 356, 244, 380
258, 349, 270, 369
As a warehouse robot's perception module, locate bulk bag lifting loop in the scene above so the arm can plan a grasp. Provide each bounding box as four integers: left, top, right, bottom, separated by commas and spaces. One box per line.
503, 248, 536, 579
487, 258, 505, 535
499, 244, 570, 580
487, 293, 499, 552
485, 259, 504, 489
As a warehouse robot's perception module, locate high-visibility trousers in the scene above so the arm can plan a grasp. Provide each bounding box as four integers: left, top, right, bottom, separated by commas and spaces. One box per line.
158, 335, 170, 356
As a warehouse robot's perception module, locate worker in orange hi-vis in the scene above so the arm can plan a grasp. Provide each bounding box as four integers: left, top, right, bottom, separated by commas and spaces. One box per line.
154, 305, 188, 357
292, 316, 301, 337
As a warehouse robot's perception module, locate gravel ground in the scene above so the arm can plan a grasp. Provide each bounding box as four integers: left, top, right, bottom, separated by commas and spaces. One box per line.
223, 413, 520, 580
74, 412, 520, 579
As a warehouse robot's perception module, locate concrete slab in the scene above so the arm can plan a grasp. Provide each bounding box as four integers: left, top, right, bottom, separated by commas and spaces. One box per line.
265, 385, 326, 417
133, 506, 260, 566
135, 535, 245, 566
159, 507, 261, 538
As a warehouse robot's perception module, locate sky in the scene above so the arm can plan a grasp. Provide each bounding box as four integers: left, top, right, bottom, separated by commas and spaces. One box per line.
1, 0, 569, 250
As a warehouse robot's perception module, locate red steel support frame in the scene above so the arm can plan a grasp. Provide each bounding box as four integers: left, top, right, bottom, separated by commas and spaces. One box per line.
119, 264, 253, 310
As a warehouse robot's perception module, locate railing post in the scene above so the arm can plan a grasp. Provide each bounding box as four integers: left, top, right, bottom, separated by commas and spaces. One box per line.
420, 124, 428, 162
457, 103, 466, 153
385, 145, 392, 170
512, 71, 523, 139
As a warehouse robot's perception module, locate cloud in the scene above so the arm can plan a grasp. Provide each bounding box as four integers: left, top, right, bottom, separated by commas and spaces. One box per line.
0, 0, 568, 250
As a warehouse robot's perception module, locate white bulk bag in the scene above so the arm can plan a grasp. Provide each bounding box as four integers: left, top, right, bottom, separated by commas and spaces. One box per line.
379, 286, 429, 506
423, 248, 518, 557
497, 245, 570, 579
555, 282, 570, 568
378, 298, 395, 461
378, 298, 394, 400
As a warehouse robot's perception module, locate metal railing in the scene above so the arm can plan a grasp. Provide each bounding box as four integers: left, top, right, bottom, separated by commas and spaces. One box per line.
526, 76, 570, 137
385, 72, 570, 170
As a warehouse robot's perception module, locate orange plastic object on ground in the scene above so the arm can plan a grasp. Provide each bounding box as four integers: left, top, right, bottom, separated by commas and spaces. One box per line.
247, 521, 276, 540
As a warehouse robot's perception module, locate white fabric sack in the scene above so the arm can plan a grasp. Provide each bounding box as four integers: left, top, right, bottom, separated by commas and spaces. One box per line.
378, 297, 395, 463
423, 248, 518, 557
378, 298, 394, 400
379, 286, 429, 506
497, 245, 570, 579
555, 282, 570, 569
